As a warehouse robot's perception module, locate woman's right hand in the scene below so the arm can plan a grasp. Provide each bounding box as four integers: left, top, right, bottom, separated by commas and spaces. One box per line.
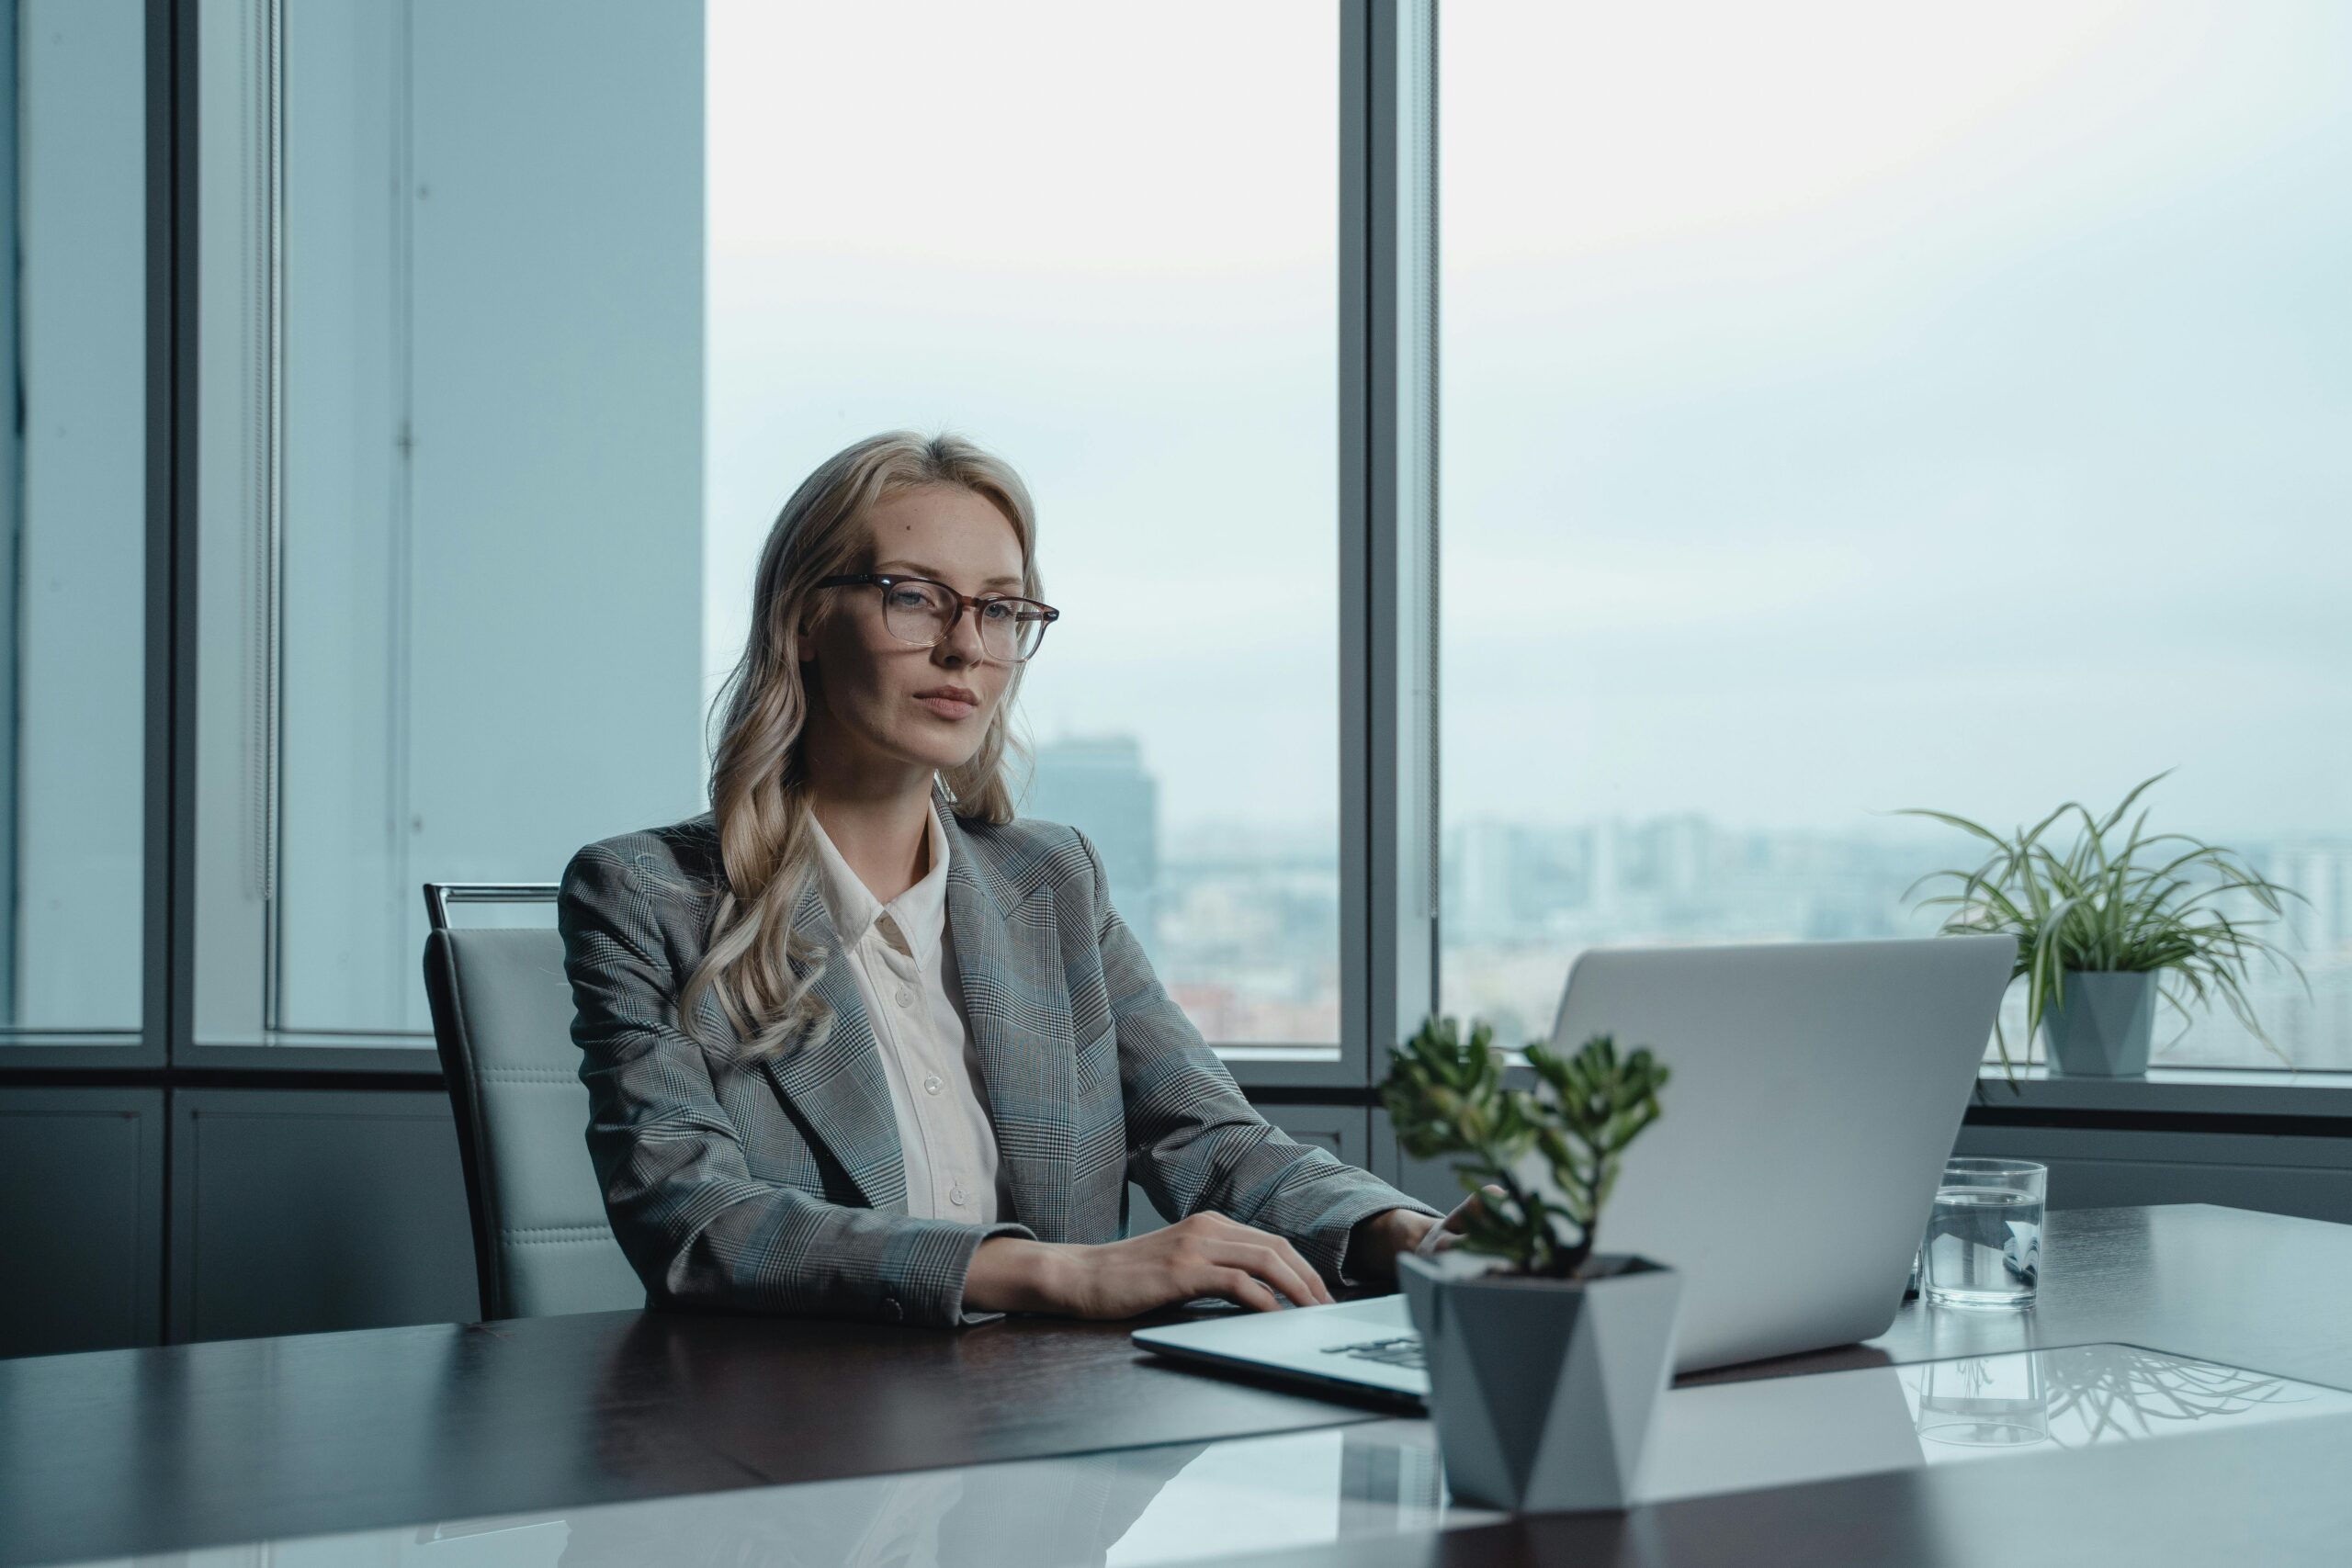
965, 1213, 1336, 1319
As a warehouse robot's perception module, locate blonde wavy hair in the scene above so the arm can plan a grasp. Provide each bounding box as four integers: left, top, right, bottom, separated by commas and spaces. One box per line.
681, 430, 1039, 1063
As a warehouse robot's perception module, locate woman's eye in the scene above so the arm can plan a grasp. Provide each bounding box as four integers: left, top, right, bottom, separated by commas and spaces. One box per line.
886, 588, 932, 611
979, 600, 1016, 622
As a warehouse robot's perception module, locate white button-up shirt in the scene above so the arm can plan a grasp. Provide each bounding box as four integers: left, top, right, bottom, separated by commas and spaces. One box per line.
807, 807, 1013, 1225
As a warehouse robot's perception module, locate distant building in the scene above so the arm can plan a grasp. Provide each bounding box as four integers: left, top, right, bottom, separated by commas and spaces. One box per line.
1449, 820, 1522, 945
1025, 735, 1161, 960
2254, 841, 2349, 959
1444, 819, 1595, 946
1630, 813, 1710, 902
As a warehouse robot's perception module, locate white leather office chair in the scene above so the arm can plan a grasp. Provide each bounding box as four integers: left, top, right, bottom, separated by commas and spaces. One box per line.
422, 883, 644, 1320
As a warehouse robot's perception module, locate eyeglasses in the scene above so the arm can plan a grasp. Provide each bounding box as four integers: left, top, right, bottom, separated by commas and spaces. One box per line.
812, 573, 1060, 663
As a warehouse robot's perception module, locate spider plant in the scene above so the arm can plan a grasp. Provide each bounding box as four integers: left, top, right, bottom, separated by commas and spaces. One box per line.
1901, 771, 2306, 1084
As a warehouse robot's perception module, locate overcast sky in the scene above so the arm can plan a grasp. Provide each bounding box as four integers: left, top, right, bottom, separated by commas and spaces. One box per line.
708, 1, 2349, 845
707, 0, 1338, 840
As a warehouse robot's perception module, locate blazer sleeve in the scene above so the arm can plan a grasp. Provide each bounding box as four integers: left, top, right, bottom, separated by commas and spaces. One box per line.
559, 842, 1034, 1328
1076, 829, 1441, 1286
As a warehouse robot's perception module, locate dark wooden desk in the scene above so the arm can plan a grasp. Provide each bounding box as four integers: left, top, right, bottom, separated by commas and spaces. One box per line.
4, 1204, 2349, 1567
0, 1294, 1372, 1566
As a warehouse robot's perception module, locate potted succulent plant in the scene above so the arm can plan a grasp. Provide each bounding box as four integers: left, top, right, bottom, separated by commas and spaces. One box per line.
1379, 1015, 1677, 1513
1903, 772, 2304, 1084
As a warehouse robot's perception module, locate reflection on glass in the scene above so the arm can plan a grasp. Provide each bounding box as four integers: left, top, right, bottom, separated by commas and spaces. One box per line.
1905, 1343, 2327, 1460
97, 1421, 1476, 1568
1913, 1350, 2051, 1448
551, 1443, 1207, 1568
1111, 1423, 1469, 1564
2, 0, 144, 1035
1643, 1341, 2352, 1504
47, 1347, 2340, 1567
1441, 4, 2352, 1070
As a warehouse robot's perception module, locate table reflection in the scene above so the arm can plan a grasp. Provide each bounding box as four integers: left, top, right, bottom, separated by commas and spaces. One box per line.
1642, 1341, 2352, 1504
1912, 1348, 2051, 1447
553, 1438, 1205, 1568
460, 1423, 1465, 1568
1904, 1342, 2332, 1459
85, 1343, 2352, 1566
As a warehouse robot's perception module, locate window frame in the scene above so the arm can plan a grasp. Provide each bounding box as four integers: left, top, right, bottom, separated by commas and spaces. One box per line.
0, 0, 173, 1068
6, 0, 2335, 1124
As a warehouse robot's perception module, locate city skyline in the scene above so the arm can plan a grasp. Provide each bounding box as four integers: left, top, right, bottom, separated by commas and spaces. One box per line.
1032, 730, 2351, 1071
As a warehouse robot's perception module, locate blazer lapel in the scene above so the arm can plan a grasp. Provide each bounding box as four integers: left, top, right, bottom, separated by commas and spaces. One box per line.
942, 799, 1076, 1241
756, 876, 909, 1213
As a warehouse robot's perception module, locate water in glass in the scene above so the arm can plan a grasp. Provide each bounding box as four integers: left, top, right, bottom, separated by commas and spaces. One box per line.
1924, 1185, 2042, 1307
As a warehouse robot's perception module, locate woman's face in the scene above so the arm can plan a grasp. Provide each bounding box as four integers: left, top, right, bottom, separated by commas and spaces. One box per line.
800, 484, 1028, 781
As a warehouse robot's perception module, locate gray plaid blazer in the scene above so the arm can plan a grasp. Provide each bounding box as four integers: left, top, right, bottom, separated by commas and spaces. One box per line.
559, 785, 1432, 1328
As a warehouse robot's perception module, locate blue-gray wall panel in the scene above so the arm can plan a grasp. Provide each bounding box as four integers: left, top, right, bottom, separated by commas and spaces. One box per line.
1954, 1123, 2352, 1228
170, 1089, 476, 1343
0, 1088, 162, 1356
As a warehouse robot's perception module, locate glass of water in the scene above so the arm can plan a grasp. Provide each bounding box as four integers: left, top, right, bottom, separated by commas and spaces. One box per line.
1924, 1157, 2046, 1309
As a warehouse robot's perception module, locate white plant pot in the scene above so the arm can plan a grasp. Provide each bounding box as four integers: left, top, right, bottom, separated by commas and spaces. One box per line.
2042, 970, 2159, 1077
1398, 1250, 1683, 1513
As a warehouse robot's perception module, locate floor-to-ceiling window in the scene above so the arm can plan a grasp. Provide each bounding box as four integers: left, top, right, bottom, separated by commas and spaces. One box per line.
1439, 1, 2352, 1070
707, 1, 1344, 1046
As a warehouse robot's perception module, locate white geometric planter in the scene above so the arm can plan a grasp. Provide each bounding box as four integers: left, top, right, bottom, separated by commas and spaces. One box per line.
2042, 969, 2159, 1077
1398, 1251, 1683, 1513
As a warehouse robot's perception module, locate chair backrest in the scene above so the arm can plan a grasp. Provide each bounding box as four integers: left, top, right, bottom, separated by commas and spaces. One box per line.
422, 883, 644, 1320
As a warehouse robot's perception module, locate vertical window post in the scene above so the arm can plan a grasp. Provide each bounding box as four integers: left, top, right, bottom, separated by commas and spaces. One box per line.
1343, 0, 1440, 1089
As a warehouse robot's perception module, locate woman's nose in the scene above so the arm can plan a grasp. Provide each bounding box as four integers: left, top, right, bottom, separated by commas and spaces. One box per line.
937, 608, 988, 665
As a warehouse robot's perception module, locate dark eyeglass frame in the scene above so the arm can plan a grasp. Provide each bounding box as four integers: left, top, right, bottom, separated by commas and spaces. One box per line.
812, 572, 1061, 663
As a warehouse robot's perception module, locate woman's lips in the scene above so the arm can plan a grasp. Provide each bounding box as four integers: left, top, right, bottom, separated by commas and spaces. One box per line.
916, 694, 978, 721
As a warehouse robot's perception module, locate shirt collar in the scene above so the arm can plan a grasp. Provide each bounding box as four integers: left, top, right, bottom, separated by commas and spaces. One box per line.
807, 800, 951, 970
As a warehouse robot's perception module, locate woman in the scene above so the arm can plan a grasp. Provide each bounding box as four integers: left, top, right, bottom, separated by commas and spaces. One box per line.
559, 430, 1448, 1327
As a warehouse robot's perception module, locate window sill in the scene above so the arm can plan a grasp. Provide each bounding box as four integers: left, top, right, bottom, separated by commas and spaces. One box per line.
1970, 1065, 2352, 1122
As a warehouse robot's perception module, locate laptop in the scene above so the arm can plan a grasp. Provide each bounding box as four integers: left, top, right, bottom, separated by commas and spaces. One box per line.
1134, 934, 2018, 1404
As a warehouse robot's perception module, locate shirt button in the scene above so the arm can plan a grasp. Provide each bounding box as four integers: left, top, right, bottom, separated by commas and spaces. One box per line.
950, 1186, 968, 1207
894, 988, 914, 1009
923, 1074, 943, 1096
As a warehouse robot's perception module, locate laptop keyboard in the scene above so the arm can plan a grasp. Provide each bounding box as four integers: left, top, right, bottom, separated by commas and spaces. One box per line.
1321, 1335, 1426, 1371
